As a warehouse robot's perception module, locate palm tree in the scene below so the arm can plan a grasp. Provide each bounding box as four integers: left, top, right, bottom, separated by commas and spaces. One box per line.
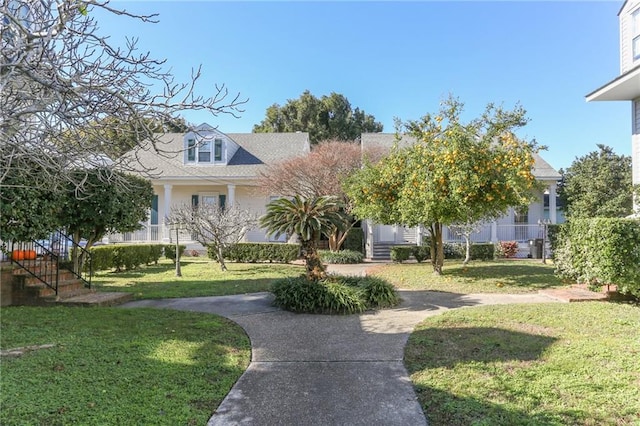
260, 195, 348, 280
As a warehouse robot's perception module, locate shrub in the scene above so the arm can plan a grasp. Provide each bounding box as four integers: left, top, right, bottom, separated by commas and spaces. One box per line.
470, 243, 495, 261
412, 245, 430, 263
216, 243, 300, 263
271, 275, 399, 314
343, 227, 364, 254
164, 244, 186, 263
89, 244, 165, 271
443, 242, 465, 259
319, 250, 364, 264
553, 218, 640, 298
390, 246, 413, 263
189, 249, 200, 257
496, 241, 519, 258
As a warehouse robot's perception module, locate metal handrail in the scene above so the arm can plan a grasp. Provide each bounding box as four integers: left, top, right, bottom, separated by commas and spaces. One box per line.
55, 230, 92, 288
3, 240, 59, 295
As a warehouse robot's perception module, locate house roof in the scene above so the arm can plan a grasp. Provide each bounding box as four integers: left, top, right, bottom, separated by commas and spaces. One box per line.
124, 132, 310, 181
361, 133, 561, 181
585, 63, 640, 101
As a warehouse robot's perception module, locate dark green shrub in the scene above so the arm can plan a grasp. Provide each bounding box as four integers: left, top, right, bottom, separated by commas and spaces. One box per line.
553, 218, 640, 298
164, 244, 186, 263
470, 243, 495, 261
218, 243, 300, 263
443, 242, 465, 259
319, 250, 364, 264
356, 276, 399, 308
89, 244, 166, 271
412, 245, 430, 263
390, 246, 413, 263
271, 274, 399, 314
343, 227, 364, 253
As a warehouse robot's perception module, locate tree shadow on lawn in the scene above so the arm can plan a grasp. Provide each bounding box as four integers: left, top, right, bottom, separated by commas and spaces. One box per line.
405, 326, 589, 425
445, 263, 565, 290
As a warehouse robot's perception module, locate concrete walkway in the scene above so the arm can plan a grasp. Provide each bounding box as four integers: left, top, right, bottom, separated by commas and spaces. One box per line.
120, 265, 558, 426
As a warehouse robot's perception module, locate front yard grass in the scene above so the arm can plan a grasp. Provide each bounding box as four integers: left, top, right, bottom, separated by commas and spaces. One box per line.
92, 258, 304, 299
369, 260, 566, 293
1, 306, 250, 425
405, 302, 640, 425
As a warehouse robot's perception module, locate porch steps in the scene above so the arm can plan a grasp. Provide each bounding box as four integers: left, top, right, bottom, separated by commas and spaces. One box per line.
370, 243, 414, 261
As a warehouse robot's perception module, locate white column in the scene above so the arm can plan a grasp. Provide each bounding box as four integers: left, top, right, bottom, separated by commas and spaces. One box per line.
162, 184, 173, 243
227, 184, 236, 207
491, 221, 498, 243
548, 182, 557, 223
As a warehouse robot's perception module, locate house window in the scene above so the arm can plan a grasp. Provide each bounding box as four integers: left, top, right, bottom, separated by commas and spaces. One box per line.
214, 139, 223, 162
187, 139, 196, 162
633, 9, 640, 60
514, 209, 528, 241
198, 141, 211, 163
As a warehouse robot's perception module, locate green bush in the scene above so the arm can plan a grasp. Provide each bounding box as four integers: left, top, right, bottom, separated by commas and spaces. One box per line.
216, 243, 300, 263
443, 242, 465, 259
412, 245, 430, 263
90, 244, 166, 271
319, 249, 364, 264
470, 243, 496, 261
553, 218, 640, 298
164, 244, 186, 264
271, 275, 398, 314
343, 227, 364, 253
390, 246, 413, 263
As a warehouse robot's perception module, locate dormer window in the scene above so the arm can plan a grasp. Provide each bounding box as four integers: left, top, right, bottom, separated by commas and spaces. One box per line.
633, 9, 640, 61
214, 139, 223, 162
199, 140, 212, 162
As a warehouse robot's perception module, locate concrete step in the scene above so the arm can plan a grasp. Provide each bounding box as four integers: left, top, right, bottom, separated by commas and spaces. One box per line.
57, 292, 133, 307
538, 287, 609, 303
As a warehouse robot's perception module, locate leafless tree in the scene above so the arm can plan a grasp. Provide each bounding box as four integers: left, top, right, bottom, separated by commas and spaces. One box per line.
258, 140, 385, 251
167, 204, 257, 271
1, 0, 246, 191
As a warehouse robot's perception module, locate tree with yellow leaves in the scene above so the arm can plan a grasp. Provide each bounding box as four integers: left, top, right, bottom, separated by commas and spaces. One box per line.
345, 96, 541, 274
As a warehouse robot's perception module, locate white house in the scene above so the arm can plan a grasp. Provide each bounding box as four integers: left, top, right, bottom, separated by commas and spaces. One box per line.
110, 124, 310, 244
359, 134, 562, 259
586, 0, 640, 212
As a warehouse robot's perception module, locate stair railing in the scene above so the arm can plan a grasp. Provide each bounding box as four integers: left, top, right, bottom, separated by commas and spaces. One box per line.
54, 230, 92, 288
3, 240, 60, 295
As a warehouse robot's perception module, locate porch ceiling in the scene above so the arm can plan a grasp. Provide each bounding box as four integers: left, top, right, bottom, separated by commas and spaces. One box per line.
586, 65, 640, 102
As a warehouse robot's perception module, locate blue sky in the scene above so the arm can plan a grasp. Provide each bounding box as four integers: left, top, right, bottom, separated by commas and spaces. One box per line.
97, 1, 628, 171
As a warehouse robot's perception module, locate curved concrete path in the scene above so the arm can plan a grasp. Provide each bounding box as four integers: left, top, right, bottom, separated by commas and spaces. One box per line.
120, 266, 557, 426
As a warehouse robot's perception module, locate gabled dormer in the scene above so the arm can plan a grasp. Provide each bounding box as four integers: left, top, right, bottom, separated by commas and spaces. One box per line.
183, 123, 240, 166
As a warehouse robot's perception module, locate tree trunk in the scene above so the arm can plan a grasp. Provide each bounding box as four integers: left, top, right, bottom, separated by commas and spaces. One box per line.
463, 235, 471, 266
301, 234, 326, 281
432, 222, 444, 275
217, 244, 227, 272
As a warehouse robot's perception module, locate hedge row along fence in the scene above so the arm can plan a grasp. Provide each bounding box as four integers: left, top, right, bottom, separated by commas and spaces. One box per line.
90, 244, 166, 272
211, 243, 301, 263
550, 218, 640, 298
390, 243, 496, 263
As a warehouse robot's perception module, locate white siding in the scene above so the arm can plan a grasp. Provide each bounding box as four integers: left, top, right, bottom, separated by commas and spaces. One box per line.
622, 1, 640, 73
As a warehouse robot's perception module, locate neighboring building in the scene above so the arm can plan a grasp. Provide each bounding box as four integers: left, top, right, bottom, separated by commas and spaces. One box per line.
359, 134, 562, 259
111, 123, 310, 244
586, 0, 640, 212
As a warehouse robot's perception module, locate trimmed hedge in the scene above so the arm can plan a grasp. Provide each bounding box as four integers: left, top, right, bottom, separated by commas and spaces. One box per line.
412, 245, 430, 263
164, 244, 186, 263
319, 249, 364, 264
552, 218, 640, 298
343, 227, 364, 254
214, 243, 300, 263
390, 246, 413, 263
90, 244, 165, 271
470, 243, 496, 261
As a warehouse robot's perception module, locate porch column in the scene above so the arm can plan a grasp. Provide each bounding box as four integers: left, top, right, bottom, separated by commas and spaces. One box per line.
163, 184, 172, 243
491, 221, 498, 243
416, 225, 423, 246
548, 182, 557, 224
227, 184, 236, 207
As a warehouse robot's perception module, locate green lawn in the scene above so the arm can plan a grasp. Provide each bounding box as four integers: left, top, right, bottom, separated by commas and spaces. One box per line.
369, 260, 566, 293
0, 306, 250, 425
92, 258, 304, 299
405, 302, 640, 426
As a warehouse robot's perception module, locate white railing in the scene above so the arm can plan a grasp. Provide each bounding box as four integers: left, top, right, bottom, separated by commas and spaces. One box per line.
496, 225, 545, 243
107, 225, 165, 243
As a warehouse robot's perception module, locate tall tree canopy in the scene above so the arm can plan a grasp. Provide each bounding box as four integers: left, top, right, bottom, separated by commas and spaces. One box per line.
1, 0, 244, 193
253, 91, 383, 144
558, 145, 637, 218
345, 97, 539, 274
